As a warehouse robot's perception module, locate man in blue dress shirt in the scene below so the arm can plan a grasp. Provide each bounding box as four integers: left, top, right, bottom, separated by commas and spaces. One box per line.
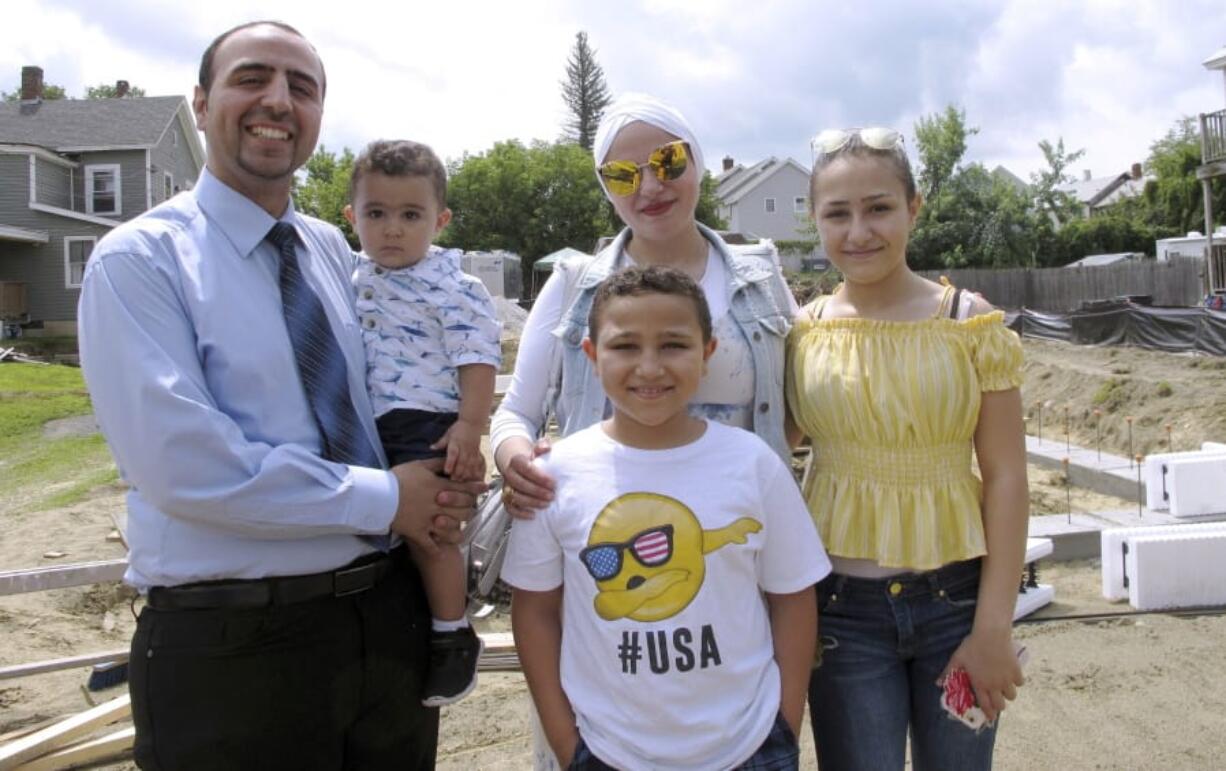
77, 20, 483, 769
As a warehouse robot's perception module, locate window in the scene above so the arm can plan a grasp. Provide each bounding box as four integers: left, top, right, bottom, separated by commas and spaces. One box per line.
65, 237, 96, 288
764, 197, 776, 213
794, 196, 807, 213
85, 164, 121, 215
164, 171, 174, 201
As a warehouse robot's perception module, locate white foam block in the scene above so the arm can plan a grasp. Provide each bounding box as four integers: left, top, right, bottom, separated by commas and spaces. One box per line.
1014, 584, 1055, 620
1013, 538, 1055, 619
1143, 450, 1226, 511
1126, 532, 1226, 610
1167, 457, 1226, 518
1101, 522, 1226, 600
1025, 537, 1053, 562
1204, 442, 1226, 451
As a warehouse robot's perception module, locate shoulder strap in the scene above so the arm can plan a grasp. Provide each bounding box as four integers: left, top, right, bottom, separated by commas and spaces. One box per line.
948, 288, 964, 319
807, 294, 832, 321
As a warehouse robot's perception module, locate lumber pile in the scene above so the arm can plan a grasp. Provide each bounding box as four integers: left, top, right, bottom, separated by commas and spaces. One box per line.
0, 632, 520, 768
0, 695, 131, 770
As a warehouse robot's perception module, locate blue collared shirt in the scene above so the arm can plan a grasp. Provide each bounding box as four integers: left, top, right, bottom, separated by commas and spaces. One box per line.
79, 169, 398, 589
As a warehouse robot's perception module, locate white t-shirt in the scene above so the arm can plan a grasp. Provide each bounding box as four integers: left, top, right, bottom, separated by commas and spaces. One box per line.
502, 421, 831, 770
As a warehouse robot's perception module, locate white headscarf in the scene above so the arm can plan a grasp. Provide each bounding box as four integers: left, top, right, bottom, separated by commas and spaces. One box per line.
593, 92, 704, 197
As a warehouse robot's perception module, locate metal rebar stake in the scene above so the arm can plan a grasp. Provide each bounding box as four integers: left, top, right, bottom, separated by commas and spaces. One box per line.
1094, 408, 1102, 463
1064, 405, 1070, 455
1165, 423, 1172, 453
1035, 402, 1043, 445
1135, 455, 1144, 518
1064, 457, 1072, 525
1126, 416, 1135, 468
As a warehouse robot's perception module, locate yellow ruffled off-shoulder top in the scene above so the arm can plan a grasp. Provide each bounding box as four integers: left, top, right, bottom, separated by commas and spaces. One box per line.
785, 287, 1024, 570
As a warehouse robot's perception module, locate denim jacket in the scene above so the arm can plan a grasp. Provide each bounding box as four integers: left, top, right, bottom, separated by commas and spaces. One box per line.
545, 223, 795, 463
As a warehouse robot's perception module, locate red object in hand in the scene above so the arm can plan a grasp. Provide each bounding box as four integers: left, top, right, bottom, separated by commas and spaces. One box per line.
943, 668, 976, 715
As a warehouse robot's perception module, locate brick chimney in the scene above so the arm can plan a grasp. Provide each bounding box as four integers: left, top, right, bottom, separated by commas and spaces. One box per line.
1083, 169, 1092, 181
722, 155, 734, 172
115, 80, 129, 98
1130, 162, 1142, 180
20, 66, 44, 101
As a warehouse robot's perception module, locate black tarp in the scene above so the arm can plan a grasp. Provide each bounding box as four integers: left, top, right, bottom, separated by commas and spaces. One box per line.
1008, 302, 1226, 356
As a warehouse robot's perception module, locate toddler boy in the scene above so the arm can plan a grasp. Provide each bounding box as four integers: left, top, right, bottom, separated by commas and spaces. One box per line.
346, 139, 500, 706
502, 266, 830, 769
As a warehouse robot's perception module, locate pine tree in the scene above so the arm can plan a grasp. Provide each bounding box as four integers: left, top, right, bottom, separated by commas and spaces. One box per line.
560, 31, 612, 151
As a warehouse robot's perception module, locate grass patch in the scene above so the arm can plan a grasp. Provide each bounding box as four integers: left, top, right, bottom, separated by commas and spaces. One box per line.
1091, 377, 1130, 413
0, 363, 116, 516
1155, 381, 1174, 398
38, 465, 121, 511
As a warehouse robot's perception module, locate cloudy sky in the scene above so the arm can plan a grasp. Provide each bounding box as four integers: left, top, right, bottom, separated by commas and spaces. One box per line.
5, 0, 1226, 182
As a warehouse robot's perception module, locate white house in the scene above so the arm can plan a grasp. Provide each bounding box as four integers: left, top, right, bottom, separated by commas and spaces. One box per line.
714, 156, 812, 242
1059, 164, 1150, 218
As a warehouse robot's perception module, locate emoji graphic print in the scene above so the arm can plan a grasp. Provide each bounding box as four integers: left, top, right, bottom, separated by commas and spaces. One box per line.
580, 492, 761, 622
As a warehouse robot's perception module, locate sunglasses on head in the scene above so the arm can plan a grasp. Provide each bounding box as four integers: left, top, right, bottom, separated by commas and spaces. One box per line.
598, 141, 691, 197
579, 524, 675, 581
811, 127, 904, 158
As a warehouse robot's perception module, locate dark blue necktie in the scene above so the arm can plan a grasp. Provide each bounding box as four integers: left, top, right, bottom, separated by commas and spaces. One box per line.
268, 223, 390, 549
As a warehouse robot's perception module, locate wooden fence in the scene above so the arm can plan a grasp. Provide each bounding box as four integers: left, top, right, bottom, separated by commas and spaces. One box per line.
918, 257, 1206, 311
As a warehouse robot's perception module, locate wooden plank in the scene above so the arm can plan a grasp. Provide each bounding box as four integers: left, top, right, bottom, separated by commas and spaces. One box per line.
0, 649, 128, 682
0, 695, 130, 770
0, 635, 507, 683
477, 631, 520, 672
0, 719, 68, 748
107, 511, 128, 549
13, 726, 134, 771
0, 560, 127, 597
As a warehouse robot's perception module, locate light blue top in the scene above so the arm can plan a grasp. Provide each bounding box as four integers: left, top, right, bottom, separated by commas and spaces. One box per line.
78, 169, 398, 590
353, 246, 501, 417
490, 223, 795, 463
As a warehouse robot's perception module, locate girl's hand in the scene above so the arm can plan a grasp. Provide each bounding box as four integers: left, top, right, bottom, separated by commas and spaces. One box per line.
501, 437, 554, 519
939, 628, 1023, 722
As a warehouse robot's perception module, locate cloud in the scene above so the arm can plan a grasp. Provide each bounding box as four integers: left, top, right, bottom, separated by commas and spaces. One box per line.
4, 0, 1224, 185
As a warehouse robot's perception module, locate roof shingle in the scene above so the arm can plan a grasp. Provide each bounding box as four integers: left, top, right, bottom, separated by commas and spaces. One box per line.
0, 96, 186, 150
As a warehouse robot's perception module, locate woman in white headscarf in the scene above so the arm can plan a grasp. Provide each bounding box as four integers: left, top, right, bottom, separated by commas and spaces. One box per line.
491, 93, 798, 515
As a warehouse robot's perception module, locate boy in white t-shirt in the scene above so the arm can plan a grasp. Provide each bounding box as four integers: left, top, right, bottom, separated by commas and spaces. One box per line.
502, 265, 830, 770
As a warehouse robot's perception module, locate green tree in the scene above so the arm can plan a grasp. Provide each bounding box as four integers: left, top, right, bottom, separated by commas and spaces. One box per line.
85, 82, 147, 99
292, 145, 358, 248
1031, 137, 1085, 227
560, 31, 612, 151
2, 83, 67, 101
1044, 215, 1155, 265
914, 105, 978, 207
909, 107, 1042, 269
1137, 117, 1226, 237
695, 171, 729, 231
440, 140, 614, 284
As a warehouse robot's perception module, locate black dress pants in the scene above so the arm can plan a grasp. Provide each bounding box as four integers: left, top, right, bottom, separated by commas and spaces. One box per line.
128, 550, 437, 770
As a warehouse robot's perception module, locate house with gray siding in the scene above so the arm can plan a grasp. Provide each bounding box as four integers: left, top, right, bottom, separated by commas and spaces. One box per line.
0, 66, 204, 334
715, 156, 812, 242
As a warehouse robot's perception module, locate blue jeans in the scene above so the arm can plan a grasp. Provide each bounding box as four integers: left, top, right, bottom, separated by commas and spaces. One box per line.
808, 559, 997, 771
569, 711, 798, 770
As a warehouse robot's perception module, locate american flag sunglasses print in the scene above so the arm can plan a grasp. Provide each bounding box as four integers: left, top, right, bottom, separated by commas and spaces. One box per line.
580, 524, 676, 581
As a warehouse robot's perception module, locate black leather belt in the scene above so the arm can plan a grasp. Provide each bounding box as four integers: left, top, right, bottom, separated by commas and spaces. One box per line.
147, 552, 395, 611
